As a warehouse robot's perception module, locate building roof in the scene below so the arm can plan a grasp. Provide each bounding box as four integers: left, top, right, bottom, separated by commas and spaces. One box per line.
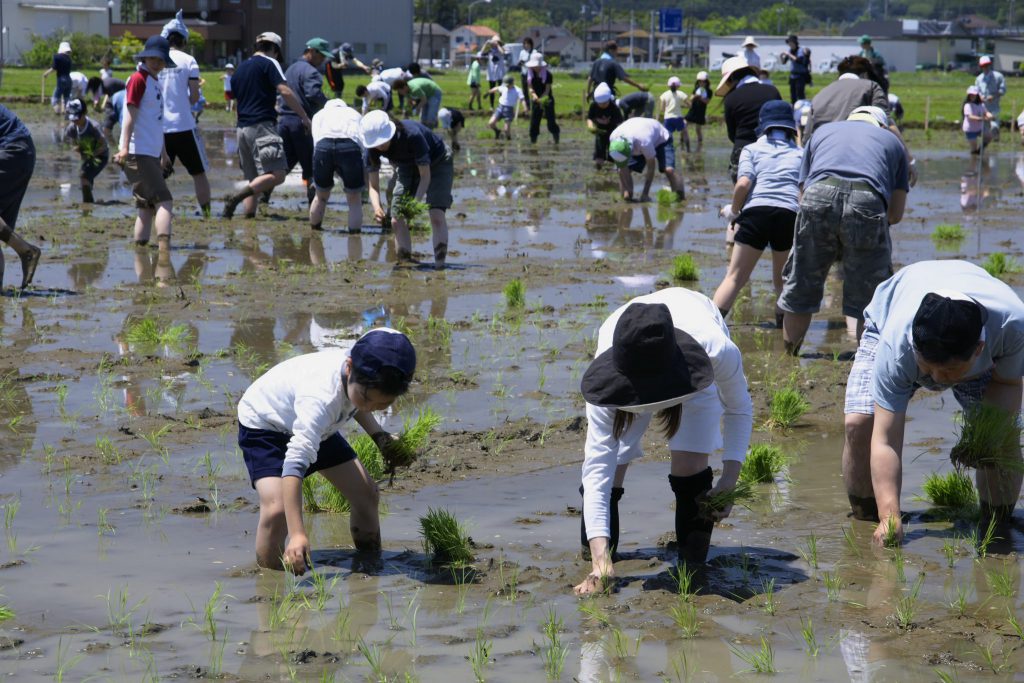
587, 21, 632, 34
454, 24, 498, 37
414, 22, 450, 37
538, 35, 579, 53
959, 14, 1000, 30
525, 25, 572, 41
844, 18, 971, 38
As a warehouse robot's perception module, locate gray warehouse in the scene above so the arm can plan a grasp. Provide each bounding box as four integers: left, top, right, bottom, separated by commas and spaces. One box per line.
285, 0, 413, 66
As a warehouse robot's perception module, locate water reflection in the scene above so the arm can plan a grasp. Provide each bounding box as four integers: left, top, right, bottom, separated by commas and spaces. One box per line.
584, 206, 684, 258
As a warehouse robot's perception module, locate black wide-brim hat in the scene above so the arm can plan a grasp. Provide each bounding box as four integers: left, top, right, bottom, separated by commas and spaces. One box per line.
581, 302, 714, 411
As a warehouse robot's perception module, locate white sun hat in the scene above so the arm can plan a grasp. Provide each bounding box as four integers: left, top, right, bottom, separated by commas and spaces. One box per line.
359, 110, 397, 149
58, 41, 72, 54
742, 36, 758, 48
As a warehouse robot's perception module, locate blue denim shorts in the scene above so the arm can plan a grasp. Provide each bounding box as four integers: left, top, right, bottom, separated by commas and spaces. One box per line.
627, 139, 676, 174
238, 423, 357, 487
312, 138, 365, 192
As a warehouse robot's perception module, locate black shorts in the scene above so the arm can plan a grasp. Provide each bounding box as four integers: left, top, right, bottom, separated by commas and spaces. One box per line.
733, 205, 797, 252
312, 138, 365, 192
593, 131, 613, 161
238, 423, 357, 487
164, 129, 209, 176
0, 137, 35, 229
81, 153, 109, 183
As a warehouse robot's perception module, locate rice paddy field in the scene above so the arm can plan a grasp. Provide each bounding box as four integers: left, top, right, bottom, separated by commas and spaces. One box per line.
0, 89, 1021, 682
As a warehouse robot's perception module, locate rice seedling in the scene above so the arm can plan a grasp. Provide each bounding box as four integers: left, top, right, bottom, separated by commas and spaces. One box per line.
941, 537, 966, 568
729, 635, 777, 674
800, 617, 820, 657
975, 516, 1000, 559
103, 585, 146, 636
822, 571, 844, 602
934, 668, 960, 683
662, 651, 694, 683
799, 534, 820, 570
982, 252, 1021, 278
700, 479, 756, 516
975, 637, 1011, 674
670, 562, 698, 600
539, 605, 569, 680
892, 574, 924, 630
426, 315, 454, 350
382, 407, 443, 478
764, 387, 810, 430
946, 581, 970, 617
0, 593, 13, 623
739, 444, 789, 484
0, 374, 19, 415
53, 637, 83, 683
670, 254, 699, 282
97, 507, 115, 536
606, 625, 642, 660
503, 278, 526, 309
931, 223, 965, 245
882, 515, 902, 550
420, 507, 474, 565
921, 470, 978, 512
669, 599, 701, 638
95, 436, 122, 465
450, 563, 474, 614
1007, 609, 1024, 640
950, 404, 1021, 471
890, 545, 907, 582
393, 195, 430, 230
496, 552, 521, 602
841, 524, 863, 558
184, 582, 230, 642
657, 188, 681, 205
468, 628, 492, 682
987, 562, 1017, 598
123, 316, 191, 348
357, 638, 388, 681
760, 578, 778, 615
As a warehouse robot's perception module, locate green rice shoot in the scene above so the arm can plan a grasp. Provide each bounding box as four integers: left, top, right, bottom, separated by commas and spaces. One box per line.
123, 317, 192, 348
0, 598, 13, 623
983, 252, 1022, 278
764, 387, 810, 430
384, 406, 443, 472
921, 470, 978, 511
701, 479, 756, 515
419, 506, 474, 565
670, 254, 699, 282
657, 188, 680, 206
739, 444, 790, 484
503, 279, 526, 309
950, 404, 1022, 471
393, 195, 430, 231
931, 223, 965, 245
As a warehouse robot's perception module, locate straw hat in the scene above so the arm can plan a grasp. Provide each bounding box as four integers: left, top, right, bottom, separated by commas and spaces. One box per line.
715, 56, 754, 97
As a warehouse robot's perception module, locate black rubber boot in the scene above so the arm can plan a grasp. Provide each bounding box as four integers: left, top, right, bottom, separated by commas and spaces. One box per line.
848, 494, 880, 522
579, 485, 624, 559
82, 185, 94, 204
669, 468, 714, 565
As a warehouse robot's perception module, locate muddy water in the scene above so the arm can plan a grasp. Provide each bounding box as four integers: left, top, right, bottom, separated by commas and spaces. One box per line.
0, 105, 1022, 681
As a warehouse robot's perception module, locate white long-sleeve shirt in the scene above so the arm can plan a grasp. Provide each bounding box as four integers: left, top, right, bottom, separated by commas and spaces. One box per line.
581, 288, 754, 540
311, 99, 362, 147
237, 348, 357, 478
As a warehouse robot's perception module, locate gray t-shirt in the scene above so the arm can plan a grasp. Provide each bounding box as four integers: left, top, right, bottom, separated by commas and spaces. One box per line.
799, 120, 909, 206
864, 260, 1024, 413
737, 133, 803, 212
805, 76, 889, 139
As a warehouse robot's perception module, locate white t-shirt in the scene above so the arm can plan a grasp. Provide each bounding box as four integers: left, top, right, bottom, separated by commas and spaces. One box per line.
160, 48, 201, 133
610, 118, 671, 159
498, 84, 522, 107
377, 67, 408, 86
312, 99, 362, 146
70, 72, 88, 97
362, 80, 391, 114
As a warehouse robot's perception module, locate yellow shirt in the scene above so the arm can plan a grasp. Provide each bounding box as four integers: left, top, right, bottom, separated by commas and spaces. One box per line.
660, 89, 688, 119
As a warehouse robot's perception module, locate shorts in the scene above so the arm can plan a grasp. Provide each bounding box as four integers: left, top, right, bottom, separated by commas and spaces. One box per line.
844, 326, 992, 415
278, 116, 314, 180
729, 143, 747, 183
420, 92, 442, 128
52, 75, 72, 105
965, 130, 982, 140
238, 423, 357, 487
80, 153, 109, 183
123, 154, 172, 209
494, 104, 515, 122
224, 91, 234, 101
164, 129, 209, 176
733, 205, 796, 252
394, 148, 454, 211
0, 137, 35, 229
627, 140, 676, 174
664, 117, 686, 133
611, 384, 724, 464
313, 138, 365, 192
237, 121, 287, 181
593, 131, 613, 161
777, 178, 892, 319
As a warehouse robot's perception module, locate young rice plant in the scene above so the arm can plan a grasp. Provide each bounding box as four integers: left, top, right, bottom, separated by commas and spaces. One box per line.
419, 506, 474, 565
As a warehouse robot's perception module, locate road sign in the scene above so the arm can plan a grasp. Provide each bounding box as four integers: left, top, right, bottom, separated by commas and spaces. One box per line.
659, 8, 683, 34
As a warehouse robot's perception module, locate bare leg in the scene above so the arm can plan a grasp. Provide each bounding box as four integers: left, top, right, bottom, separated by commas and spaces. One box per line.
782, 311, 813, 356
392, 216, 413, 260
345, 189, 362, 234
154, 201, 173, 247
843, 412, 879, 519
712, 242, 764, 315
193, 172, 211, 214
664, 168, 685, 199
253, 477, 288, 570
309, 188, 330, 229
0, 220, 41, 289
319, 459, 382, 553
429, 208, 448, 266
134, 207, 155, 245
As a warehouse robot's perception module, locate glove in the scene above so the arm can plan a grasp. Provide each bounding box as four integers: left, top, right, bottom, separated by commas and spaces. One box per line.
720, 204, 738, 223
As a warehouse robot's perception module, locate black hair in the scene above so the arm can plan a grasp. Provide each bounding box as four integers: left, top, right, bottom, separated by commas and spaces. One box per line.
914, 338, 980, 364
523, 37, 534, 48
612, 405, 682, 441
256, 40, 281, 59
605, 40, 618, 52
392, 78, 408, 90
406, 62, 421, 75
964, 91, 981, 105
354, 84, 368, 97
167, 32, 187, 49
352, 365, 411, 397
86, 76, 103, 94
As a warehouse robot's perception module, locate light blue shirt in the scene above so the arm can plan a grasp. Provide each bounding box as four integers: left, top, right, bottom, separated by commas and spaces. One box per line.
737, 132, 803, 212
975, 70, 1007, 113
864, 260, 1024, 413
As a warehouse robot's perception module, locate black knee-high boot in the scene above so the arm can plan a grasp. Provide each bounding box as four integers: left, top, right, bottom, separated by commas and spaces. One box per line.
669, 468, 714, 565
579, 485, 624, 557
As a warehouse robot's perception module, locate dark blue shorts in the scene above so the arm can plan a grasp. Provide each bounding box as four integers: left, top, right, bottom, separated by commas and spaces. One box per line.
312, 138, 365, 192
238, 423, 357, 487
664, 117, 686, 133
628, 140, 676, 174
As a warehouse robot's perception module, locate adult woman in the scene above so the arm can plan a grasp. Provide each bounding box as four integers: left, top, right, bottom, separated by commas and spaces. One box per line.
361, 110, 453, 267
574, 288, 753, 595
478, 37, 507, 109
526, 54, 559, 144
780, 34, 812, 103
517, 38, 534, 113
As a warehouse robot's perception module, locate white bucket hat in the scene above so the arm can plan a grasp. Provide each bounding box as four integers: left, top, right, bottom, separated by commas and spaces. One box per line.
593, 82, 613, 104
696, 70, 708, 81
360, 110, 397, 148
715, 56, 754, 97
525, 54, 546, 68
847, 105, 888, 128
58, 41, 72, 54
667, 76, 681, 87
742, 36, 758, 48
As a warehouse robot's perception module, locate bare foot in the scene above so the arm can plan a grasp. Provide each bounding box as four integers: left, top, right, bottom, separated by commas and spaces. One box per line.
573, 572, 615, 596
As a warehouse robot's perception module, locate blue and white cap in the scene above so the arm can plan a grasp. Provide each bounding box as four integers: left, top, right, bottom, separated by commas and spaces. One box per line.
160, 9, 189, 40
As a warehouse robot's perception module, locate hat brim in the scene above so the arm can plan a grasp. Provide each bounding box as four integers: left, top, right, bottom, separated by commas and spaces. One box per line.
757, 120, 797, 136
361, 119, 397, 149
581, 328, 714, 409
847, 112, 884, 127
743, 41, 758, 48
137, 51, 177, 68
715, 65, 755, 97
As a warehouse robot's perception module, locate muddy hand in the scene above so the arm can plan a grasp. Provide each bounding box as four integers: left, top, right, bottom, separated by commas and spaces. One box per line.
872, 516, 903, 547
701, 485, 733, 522
283, 533, 310, 575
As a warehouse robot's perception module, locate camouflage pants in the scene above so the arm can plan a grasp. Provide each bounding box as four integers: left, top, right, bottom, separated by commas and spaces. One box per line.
778, 178, 893, 319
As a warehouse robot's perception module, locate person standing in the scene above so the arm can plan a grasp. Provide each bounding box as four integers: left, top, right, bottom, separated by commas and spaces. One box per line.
683, 71, 712, 149
392, 77, 443, 129
587, 83, 624, 168
517, 38, 535, 114
159, 11, 213, 217
478, 37, 507, 109
586, 41, 648, 101
804, 56, 889, 141
222, 32, 311, 219
976, 56, 1007, 140
309, 99, 364, 233
573, 288, 753, 595
741, 36, 761, 69
777, 106, 910, 355
841, 260, 1024, 545
718, 56, 782, 183
779, 34, 811, 103
41, 41, 74, 114
963, 85, 994, 154
608, 117, 685, 202
222, 64, 235, 112
279, 38, 332, 205
659, 76, 689, 151
858, 35, 888, 93
466, 57, 482, 110
63, 99, 109, 204
0, 105, 42, 289
526, 54, 559, 144
486, 75, 525, 140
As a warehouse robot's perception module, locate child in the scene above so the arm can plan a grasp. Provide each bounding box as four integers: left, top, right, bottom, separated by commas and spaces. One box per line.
192, 78, 207, 122
487, 74, 525, 140
309, 99, 364, 233
659, 76, 690, 152
112, 36, 176, 252
236, 329, 416, 573
712, 100, 803, 327
356, 81, 392, 114
963, 85, 993, 155
683, 71, 711, 149
587, 82, 624, 168
608, 117, 684, 202
222, 63, 234, 112
63, 98, 109, 204
467, 57, 482, 110
438, 107, 465, 151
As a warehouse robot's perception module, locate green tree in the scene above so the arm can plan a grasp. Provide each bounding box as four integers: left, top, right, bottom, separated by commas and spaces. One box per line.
750, 3, 808, 34
698, 14, 748, 36
112, 31, 144, 63
476, 8, 549, 42
188, 30, 206, 60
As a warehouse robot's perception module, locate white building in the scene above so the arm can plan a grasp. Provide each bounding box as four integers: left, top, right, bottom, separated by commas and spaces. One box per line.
285, 1, 413, 66
1, 0, 113, 64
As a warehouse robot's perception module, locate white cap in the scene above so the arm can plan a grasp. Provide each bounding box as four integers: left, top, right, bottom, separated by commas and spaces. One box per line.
438, 107, 452, 129
525, 54, 546, 68
593, 82, 613, 104
847, 105, 888, 127
58, 41, 72, 54
256, 32, 282, 47
979, 55, 992, 66
360, 110, 397, 148
224, 63, 234, 69
667, 76, 681, 87
696, 70, 708, 81
742, 36, 758, 48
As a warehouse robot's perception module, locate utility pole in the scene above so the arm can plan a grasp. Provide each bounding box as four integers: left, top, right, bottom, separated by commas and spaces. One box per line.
649, 10, 655, 68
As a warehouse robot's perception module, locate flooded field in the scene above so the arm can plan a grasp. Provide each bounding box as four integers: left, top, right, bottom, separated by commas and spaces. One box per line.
1, 104, 1023, 682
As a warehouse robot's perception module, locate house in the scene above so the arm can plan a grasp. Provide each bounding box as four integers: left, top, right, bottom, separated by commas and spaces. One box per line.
584, 21, 631, 60
664, 27, 711, 68
413, 22, 450, 63
3, 0, 113, 65
991, 37, 1024, 74
843, 19, 975, 71
449, 24, 498, 66
538, 35, 583, 65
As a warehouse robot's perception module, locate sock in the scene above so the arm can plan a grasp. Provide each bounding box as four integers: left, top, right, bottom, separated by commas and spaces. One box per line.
668, 468, 714, 565
579, 485, 624, 556
848, 494, 880, 522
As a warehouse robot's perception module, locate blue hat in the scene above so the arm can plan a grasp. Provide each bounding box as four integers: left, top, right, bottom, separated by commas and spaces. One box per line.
351, 328, 416, 381
160, 9, 189, 39
756, 99, 796, 136
341, 42, 354, 57
136, 35, 177, 67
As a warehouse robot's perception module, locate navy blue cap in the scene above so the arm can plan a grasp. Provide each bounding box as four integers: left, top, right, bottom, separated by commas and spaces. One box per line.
756, 99, 796, 136
912, 292, 986, 362
351, 329, 416, 380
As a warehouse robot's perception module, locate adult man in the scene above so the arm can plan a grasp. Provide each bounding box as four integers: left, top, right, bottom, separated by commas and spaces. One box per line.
586, 41, 648, 101
778, 106, 910, 355
617, 91, 656, 119
607, 117, 685, 203
842, 260, 1024, 545
324, 42, 372, 99
718, 56, 782, 183
222, 32, 311, 219
858, 35, 888, 93
0, 105, 42, 288
392, 77, 443, 129
779, 34, 811, 103
741, 36, 761, 69
804, 56, 888, 140
976, 56, 1007, 140
279, 38, 332, 205
159, 11, 212, 217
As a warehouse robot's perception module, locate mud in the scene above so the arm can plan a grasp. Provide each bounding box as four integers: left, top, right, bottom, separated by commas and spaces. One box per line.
0, 103, 1022, 681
